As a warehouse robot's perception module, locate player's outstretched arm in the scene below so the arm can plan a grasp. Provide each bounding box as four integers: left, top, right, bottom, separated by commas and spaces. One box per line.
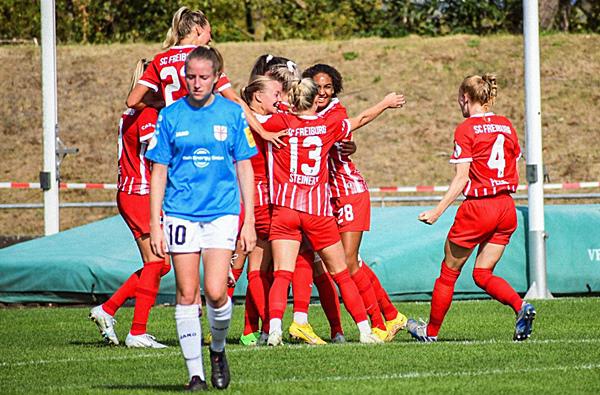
236, 159, 257, 254
348, 92, 406, 132
149, 163, 168, 257
419, 162, 470, 225
126, 83, 151, 110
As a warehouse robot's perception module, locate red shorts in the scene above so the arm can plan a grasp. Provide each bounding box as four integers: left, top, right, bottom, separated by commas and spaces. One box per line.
448, 193, 517, 249
331, 191, 371, 232
254, 204, 272, 240
117, 191, 150, 239
269, 206, 341, 251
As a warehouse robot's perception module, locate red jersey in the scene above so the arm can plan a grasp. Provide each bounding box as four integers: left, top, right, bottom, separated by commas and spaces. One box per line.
117, 107, 157, 195
138, 45, 232, 107
251, 113, 270, 207
450, 113, 521, 198
262, 112, 351, 216
319, 99, 369, 197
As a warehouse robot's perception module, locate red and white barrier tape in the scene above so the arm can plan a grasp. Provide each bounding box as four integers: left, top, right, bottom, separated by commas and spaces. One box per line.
2, 181, 600, 192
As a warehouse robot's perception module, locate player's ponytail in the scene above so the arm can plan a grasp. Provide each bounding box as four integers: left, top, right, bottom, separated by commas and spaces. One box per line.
128, 58, 151, 96
269, 63, 301, 97
459, 73, 498, 109
162, 7, 209, 49
185, 45, 223, 76
288, 78, 318, 113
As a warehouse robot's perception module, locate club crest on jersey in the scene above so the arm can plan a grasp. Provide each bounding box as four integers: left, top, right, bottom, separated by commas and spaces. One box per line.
214, 125, 228, 141
453, 142, 462, 158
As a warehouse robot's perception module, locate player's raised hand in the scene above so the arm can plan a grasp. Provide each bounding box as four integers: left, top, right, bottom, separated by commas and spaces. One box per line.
418, 209, 440, 225
383, 92, 406, 109
260, 130, 288, 149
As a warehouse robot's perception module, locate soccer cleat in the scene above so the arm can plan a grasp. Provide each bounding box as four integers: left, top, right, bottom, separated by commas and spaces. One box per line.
288, 322, 327, 345
186, 375, 208, 392
372, 327, 389, 342
202, 332, 212, 346
331, 332, 346, 344
125, 333, 167, 349
257, 332, 269, 346
513, 302, 536, 341
385, 311, 408, 341
267, 329, 283, 346
89, 305, 119, 345
209, 348, 230, 390
359, 331, 385, 344
406, 318, 437, 342
239, 331, 259, 346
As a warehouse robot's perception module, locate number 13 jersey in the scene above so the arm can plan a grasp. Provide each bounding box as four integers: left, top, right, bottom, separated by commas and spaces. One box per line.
262, 113, 351, 216
450, 112, 521, 198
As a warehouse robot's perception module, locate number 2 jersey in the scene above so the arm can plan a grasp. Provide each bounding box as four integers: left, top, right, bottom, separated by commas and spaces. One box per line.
450, 112, 521, 198
262, 112, 351, 217
138, 45, 231, 107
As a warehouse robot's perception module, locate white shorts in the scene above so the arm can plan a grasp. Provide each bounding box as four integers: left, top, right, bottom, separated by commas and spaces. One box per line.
163, 214, 238, 253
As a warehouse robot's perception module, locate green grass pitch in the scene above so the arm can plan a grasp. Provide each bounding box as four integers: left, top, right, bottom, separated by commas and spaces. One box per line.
1, 298, 599, 394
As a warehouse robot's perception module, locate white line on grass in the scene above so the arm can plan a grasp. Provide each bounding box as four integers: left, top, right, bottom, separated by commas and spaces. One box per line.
1, 337, 599, 368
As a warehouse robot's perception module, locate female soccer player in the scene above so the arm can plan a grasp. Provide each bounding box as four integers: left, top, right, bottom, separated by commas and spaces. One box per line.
406, 73, 536, 342
146, 46, 257, 391
303, 63, 409, 342
262, 78, 405, 345
89, 59, 171, 348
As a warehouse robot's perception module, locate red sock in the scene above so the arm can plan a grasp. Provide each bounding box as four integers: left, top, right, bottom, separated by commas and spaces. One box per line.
130, 260, 164, 335
243, 290, 260, 335
352, 268, 386, 330
314, 272, 343, 337
332, 269, 368, 324
292, 250, 313, 315
428, 261, 461, 337
227, 268, 244, 298
473, 268, 523, 313
160, 259, 171, 276
102, 268, 142, 316
360, 264, 398, 321
247, 270, 269, 330
269, 270, 293, 320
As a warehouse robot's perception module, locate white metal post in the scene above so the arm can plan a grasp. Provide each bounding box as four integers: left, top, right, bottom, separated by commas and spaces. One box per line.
523, 0, 552, 299
41, 0, 59, 235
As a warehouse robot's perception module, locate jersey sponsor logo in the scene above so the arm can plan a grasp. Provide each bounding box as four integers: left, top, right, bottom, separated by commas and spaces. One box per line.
244, 127, 256, 148
214, 125, 228, 141
176, 130, 190, 137
141, 122, 154, 131
183, 148, 225, 168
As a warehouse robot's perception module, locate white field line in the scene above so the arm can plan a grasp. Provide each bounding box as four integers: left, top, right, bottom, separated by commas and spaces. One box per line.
1, 338, 599, 369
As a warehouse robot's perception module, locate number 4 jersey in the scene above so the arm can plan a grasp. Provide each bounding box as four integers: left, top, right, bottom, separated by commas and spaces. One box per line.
450, 112, 521, 198
262, 113, 351, 216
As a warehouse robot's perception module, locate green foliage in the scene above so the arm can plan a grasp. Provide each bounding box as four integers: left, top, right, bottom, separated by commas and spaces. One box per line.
1, 1, 599, 43
342, 51, 359, 60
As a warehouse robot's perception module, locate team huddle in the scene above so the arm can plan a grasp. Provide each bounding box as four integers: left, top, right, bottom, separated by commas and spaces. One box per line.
88, 6, 536, 392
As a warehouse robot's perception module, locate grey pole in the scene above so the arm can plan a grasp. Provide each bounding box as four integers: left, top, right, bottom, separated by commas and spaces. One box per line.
41, 0, 59, 235
523, 0, 552, 299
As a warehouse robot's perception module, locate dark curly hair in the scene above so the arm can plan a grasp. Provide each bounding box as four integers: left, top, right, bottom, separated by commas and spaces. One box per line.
302, 64, 343, 96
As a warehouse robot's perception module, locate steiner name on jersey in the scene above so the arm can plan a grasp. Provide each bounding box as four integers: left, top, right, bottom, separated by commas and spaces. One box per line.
286, 124, 327, 186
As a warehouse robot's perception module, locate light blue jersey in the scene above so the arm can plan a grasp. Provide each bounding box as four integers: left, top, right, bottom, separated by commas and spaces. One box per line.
146, 95, 257, 222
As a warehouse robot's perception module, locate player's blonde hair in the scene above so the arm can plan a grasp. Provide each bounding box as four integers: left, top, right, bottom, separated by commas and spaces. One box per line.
184, 45, 223, 76
162, 7, 208, 49
459, 73, 498, 109
268, 62, 301, 95
128, 58, 150, 95
241, 76, 276, 106
288, 78, 318, 113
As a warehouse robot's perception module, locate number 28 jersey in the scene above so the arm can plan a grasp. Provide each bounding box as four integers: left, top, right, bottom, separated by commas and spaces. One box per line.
262, 113, 351, 216
450, 113, 521, 198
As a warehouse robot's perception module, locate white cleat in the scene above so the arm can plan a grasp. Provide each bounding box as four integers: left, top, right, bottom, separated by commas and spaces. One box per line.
359, 331, 385, 344
125, 333, 167, 349
89, 305, 119, 345
267, 329, 283, 346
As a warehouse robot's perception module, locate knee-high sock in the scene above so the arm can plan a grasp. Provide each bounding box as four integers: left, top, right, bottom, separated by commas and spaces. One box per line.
102, 268, 142, 316
292, 250, 313, 324
314, 272, 343, 337
428, 261, 461, 337
332, 269, 368, 325
243, 289, 260, 336
227, 268, 244, 298
473, 268, 522, 313
130, 260, 164, 335
351, 268, 386, 330
268, 270, 293, 333
360, 263, 398, 321
175, 304, 204, 380
207, 297, 232, 352
246, 270, 269, 332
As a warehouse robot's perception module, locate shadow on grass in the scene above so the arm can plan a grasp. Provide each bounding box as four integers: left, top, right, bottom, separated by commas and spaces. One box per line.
100, 384, 183, 392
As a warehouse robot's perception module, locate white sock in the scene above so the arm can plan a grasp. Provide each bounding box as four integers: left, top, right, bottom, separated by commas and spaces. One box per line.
293, 312, 308, 325
175, 304, 204, 380
269, 318, 282, 334
357, 320, 371, 335
207, 297, 232, 353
